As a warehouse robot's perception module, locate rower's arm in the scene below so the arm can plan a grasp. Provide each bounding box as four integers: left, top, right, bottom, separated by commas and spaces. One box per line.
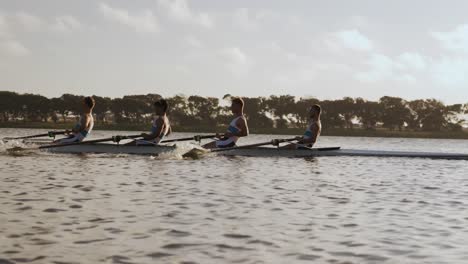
302, 124, 320, 144
142, 118, 164, 140
72, 116, 88, 133
167, 123, 172, 136
235, 118, 249, 137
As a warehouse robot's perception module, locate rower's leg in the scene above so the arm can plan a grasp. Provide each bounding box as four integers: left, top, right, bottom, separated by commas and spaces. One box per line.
279, 143, 297, 149
124, 140, 137, 146
54, 134, 81, 144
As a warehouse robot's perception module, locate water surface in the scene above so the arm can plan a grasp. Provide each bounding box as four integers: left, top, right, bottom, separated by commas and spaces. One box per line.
1, 128, 468, 263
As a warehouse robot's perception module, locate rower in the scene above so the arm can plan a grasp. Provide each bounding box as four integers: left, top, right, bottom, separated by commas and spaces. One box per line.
54, 96, 95, 144
127, 99, 171, 146
203, 97, 249, 149
282, 104, 322, 149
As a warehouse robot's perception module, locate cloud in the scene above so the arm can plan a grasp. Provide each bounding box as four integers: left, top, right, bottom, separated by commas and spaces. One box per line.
0, 40, 29, 56
15, 12, 43, 31
51, 15, 83, 33
157, 0, 214, 29
219, 47, 253, 76
99, 3, 160, 33
334, 29, 373, 51
355, 53, 420, 82
233, 8, 259, 31
396, 52, 427, 71
158, 0, 191, 21
197, 12, 214, 28
232, 8, 275, 31
0, 14, 8, 38
274, 68, 317, 86
185, 35, 202, 47
432, 57, 468, 87
432, 24, 468, 53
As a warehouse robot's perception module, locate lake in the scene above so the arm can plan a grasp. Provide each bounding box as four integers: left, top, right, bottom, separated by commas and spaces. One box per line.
1, 128, 468, 264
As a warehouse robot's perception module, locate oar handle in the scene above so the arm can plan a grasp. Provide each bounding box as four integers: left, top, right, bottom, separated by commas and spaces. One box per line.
161, 134, 219, 143
48, 131, 67, 138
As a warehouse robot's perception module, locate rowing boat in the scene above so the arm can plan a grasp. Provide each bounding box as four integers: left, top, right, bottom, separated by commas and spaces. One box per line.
218, 147, 468, 160
42, 143, 177, 155
31, 143, 468, 160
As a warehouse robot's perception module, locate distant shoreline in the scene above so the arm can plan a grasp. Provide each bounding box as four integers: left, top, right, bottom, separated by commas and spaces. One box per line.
1, 122, 468, 140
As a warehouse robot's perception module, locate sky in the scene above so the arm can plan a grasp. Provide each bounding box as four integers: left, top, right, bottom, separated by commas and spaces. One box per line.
1, 0, 468, 104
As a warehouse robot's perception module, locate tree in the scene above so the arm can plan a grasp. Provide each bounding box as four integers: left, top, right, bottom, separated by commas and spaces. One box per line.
186, 96, 220, 127
336, 97, 356, 129
20, 93, 51, 122
166, 95, 188, 126
242, 97, 273, 129
355, 98, 382, 130
93, 96, 112, 123
0, 91, 20, 121
292, 97, 320, 127
265, 95, 296, 128
320, 100, 346, 129
51, 94, 83, 122
379, 96, 411, 131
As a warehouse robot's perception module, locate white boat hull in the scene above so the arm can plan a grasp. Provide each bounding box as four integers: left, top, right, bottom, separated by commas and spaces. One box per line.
43, 143, 177, 155
217, 147, 468, 160
30, 142, 468, 160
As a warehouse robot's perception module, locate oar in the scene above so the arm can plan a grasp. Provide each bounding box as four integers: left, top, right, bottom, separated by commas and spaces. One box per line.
3, 131, 67, 140
160, 134, 218, 143
7, 134, 142, 152
210, 137, 298, 152
39, 134, 143, 149
182, 137, 298, 159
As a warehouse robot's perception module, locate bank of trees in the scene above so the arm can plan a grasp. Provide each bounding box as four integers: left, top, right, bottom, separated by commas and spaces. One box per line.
0, 91, 466, 132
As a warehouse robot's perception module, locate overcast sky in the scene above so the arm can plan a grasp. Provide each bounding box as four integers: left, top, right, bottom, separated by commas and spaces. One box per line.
1, 0, 468, 103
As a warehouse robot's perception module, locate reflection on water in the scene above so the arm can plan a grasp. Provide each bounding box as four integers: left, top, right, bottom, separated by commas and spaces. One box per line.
1, 128, 468, 263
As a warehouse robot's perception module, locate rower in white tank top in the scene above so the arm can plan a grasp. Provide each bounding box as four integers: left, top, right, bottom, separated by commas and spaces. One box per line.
57, 115, 94, 143
215, 115, 244, 148
135, 115, 170, 145
296, 119, 321, 148
281, 104, 322, 149
55, 97, 95, 144
127, 98, 171, 146
202, 97, 249, 149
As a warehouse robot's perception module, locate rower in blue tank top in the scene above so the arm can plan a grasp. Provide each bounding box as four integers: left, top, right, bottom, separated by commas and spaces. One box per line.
126, 99, 171, 146
203, 97, 249, 149
282, 104, 322, 149
54, 96, 95, 144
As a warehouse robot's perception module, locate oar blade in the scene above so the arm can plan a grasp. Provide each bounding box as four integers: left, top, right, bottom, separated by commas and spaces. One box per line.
182, 147, 210, 159
7, 146, 26, 152
5, 146, 39, 156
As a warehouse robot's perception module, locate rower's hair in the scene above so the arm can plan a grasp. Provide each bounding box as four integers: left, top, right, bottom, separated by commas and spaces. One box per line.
231, 97, 244, 109
84, 96, 95, 109
154, 98, 169, 112
311, 104, 321, 115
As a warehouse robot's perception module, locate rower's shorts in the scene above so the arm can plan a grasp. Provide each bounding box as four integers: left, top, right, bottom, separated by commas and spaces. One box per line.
56, 133, 85, 144
215, 137, 237, 148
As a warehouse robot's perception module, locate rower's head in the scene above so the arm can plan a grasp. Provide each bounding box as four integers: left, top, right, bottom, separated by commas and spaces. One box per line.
154, 99, 168, 115
231, 97, 244, 114
309, 104, 321, 119
83, 96, 95, 112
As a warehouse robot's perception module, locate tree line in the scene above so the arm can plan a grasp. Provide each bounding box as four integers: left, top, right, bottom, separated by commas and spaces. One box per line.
0, 91, 466, 132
